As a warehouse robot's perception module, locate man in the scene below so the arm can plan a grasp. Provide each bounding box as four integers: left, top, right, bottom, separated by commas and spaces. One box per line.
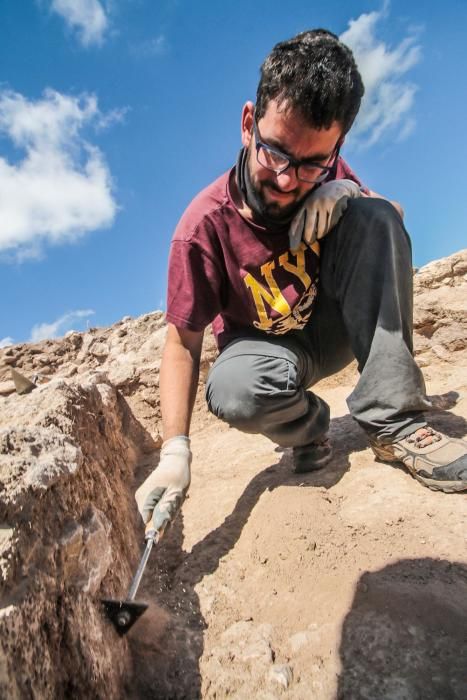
136, 30, 467, 534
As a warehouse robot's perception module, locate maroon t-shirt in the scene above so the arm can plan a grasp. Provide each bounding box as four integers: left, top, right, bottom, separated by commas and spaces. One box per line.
166, 157, 365, 350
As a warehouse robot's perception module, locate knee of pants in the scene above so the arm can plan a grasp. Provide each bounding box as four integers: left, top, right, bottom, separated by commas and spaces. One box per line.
346, 196, 400, 220
205, 353, 299, 431
344, 197, 410, 246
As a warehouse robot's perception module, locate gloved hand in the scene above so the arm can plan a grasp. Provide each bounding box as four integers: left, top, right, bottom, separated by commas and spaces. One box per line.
289, 179, 362, 251
135, 435, 192, 534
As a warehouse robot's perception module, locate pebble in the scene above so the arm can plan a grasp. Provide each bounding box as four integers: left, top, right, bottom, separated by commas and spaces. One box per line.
269, 664, 293, 689
288, 630, 313, 653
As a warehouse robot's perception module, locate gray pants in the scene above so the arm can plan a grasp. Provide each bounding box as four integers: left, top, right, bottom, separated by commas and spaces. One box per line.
206, 198, 431, 447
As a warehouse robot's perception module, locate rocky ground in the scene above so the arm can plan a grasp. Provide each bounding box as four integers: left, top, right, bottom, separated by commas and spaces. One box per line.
0, 250, 466, 699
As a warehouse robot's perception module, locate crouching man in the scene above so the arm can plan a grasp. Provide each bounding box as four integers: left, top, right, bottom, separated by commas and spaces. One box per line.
136, 29, 467, 534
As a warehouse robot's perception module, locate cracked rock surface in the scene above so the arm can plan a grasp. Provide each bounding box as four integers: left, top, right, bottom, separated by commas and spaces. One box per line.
0, 374, 157, 698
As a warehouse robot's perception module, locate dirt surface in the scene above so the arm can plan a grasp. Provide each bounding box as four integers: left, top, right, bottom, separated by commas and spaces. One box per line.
126, 359, 467, 699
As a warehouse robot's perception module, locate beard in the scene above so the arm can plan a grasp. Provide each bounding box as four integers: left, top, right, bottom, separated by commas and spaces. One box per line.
240, 145, 310, 227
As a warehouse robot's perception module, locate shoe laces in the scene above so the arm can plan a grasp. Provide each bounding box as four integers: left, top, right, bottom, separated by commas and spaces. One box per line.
405, 426, 442, 449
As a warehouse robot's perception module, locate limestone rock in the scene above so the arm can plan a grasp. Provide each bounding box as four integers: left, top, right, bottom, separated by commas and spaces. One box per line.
0, 381, 14, 397
269, 663, 293, 689
413, 249, 467, 365
288, 629, 314, 653
0, 374, 155, 698
218, 620, 274, 664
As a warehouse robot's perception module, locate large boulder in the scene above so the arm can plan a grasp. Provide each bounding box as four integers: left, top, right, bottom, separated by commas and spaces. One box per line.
0, 373, 157, 698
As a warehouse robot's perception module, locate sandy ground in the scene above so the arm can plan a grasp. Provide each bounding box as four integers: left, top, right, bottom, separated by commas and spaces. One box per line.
123, 361, 467, 699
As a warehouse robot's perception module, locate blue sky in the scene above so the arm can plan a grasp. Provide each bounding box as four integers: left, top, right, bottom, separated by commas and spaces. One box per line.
1, 0, 466, 346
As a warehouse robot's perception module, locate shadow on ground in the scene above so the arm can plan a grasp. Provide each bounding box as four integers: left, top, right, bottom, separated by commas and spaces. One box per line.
337, 558, 467, 700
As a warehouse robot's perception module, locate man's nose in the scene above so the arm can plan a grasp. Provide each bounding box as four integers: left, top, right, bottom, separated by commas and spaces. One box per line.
276, 165, 299, 191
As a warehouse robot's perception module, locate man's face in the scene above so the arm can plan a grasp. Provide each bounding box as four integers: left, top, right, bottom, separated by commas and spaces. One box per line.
241, 99, 343, 221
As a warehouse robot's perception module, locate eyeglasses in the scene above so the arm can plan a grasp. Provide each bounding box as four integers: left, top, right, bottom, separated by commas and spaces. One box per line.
252, 119, 340, 184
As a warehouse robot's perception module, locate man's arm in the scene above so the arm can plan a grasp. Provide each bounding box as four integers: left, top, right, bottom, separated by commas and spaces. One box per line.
135, 323, 204, 533
160, 323, 205, 439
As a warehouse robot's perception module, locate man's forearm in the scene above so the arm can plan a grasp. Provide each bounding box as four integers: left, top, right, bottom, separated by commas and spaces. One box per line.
160, 331, 202, 441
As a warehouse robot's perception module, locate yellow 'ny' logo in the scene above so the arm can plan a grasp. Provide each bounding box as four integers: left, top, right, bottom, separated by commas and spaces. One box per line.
243, 242, 318, 331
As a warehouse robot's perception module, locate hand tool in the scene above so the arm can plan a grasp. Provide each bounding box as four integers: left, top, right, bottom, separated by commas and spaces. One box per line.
102, 525, 162, 635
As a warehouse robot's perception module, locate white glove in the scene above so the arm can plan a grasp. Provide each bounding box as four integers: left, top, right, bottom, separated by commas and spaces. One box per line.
289, 179, 362, 251
135, 436, 192, 534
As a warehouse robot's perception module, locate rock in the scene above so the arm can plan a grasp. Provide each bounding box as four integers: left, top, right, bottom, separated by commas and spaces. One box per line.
0, 527, 13, 581
0, 381, 15, 397
431, 344, 452, 362
268, 663, 293, 689
59, 363, 79, 378
59, 505, 112, 594
0, 374, 151, 698
413, 250, 467, 365
414, 250, 467, 290
220, 621, 274, 664
288, 630, 314, 652
89, 341, 110, 359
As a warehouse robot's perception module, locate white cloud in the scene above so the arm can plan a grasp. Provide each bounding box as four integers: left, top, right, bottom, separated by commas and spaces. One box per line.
131, 34, 168, 58
0, 88, 117, 259
50, 0, 108, 47
95, 106, 129, 130
30, 309, 95, 342
0, 337, 14, 348
340, 7, 422, 148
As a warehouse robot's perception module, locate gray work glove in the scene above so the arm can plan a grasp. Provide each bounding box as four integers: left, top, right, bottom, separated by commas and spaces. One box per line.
289, 179, 362, 251
135, 436, 192, 534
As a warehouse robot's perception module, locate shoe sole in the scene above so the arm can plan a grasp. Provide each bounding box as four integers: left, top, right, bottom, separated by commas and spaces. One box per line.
293, 450, 333, 474
371, 445, 467, 493
412, 472, 467, 493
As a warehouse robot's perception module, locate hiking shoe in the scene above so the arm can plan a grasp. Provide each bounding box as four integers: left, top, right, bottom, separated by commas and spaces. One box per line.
293, 437, 332, 474
369, 426, 467, 493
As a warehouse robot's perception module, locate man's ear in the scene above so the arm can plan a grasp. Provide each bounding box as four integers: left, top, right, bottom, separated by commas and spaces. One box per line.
241, 101, 255, 148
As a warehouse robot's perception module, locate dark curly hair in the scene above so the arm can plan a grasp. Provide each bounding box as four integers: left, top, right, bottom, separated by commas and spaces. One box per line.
255, 29, 364, 134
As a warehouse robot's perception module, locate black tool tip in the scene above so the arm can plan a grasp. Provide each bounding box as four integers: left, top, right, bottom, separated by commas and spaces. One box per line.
101, 598, 149, 636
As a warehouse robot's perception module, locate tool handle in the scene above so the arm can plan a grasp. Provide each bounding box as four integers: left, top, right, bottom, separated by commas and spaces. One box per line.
127, 536, 155, 601
126, 524, 167, 601
145, 520, 168, 541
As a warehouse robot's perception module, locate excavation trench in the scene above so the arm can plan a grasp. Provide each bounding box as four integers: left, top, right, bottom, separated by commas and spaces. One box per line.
0, 374, 164, 698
